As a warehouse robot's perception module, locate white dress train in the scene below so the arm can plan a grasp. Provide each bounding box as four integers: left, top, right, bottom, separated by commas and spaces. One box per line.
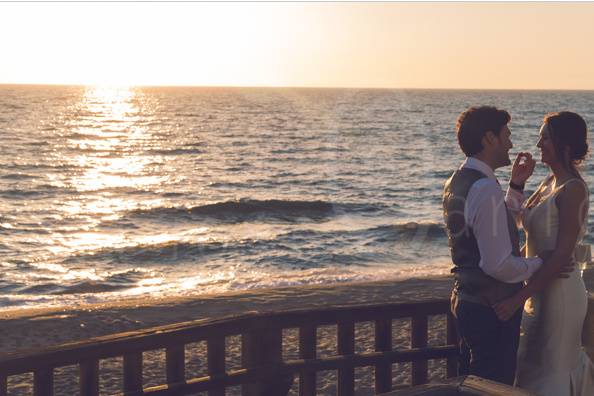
516, 179, 594, 396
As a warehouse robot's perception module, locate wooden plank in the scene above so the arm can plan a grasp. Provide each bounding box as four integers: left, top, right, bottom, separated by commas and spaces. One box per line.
166, 345, 185, 385
411, 315, 428, 385
123, 352, 143, 395
80, 359, 99, 396
207, 337, 226, 396
446, 313, 458, 378
337, 322, 355, 396
299, 325, 316, 396
374, 318, 392, 394
34, 368, 53, 396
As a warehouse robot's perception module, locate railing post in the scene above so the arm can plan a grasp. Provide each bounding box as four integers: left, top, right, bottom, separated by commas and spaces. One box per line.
123, 352, 143, 395
337, 322, 355, 396
374, 319, 392, 394
411, 315, 428, 385
242, 327, 291, 396
446, 312, 459, 378
80, 359, 99, 396
34, 368, 53, 396
208, 337, 226, 396
299, 324, 317, 396
166, 345, 186, 388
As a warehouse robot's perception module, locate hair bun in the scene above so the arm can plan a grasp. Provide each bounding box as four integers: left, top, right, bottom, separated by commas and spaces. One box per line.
571, 142, 589, 162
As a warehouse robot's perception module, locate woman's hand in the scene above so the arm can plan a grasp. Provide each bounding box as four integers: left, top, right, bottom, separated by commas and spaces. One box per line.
494, 294, 526, 321
511, 152, 536, 185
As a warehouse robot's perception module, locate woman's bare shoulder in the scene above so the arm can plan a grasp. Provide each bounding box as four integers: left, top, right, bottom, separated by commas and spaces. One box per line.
557, 178, 588, 208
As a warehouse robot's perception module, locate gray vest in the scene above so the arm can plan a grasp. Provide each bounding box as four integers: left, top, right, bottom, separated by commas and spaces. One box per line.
443, 167, 523, 306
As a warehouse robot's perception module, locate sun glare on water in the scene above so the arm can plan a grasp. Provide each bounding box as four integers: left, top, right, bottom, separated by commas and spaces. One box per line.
50, 85, 169, 255
68, 85, 164, 192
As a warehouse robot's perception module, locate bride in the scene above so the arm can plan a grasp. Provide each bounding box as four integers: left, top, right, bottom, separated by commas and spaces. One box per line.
495, 111, 594, 395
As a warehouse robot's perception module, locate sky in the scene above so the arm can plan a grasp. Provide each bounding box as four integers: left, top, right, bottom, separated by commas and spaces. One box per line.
2, 2, 594, 90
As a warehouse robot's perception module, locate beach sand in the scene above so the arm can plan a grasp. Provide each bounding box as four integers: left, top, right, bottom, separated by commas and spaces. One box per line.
1, 276, 455, 395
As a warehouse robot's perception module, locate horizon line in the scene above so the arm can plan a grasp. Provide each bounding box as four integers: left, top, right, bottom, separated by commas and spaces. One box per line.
1, 82, 594, 92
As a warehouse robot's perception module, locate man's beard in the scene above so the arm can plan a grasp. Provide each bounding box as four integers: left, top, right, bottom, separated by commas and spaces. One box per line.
499, 153, 511, 168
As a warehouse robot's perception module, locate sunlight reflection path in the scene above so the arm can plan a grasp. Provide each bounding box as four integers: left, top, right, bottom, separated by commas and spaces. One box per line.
55, 86, 166, 254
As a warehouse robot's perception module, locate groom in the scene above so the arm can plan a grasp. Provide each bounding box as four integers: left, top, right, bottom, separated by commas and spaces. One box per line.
443, 106, 545, 385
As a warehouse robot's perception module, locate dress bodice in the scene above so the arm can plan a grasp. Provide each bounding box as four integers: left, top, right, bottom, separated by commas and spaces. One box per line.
522, 178, 588, 258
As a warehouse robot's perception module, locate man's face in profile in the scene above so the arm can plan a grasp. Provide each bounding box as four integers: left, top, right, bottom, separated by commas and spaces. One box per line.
494, 125, 513, 168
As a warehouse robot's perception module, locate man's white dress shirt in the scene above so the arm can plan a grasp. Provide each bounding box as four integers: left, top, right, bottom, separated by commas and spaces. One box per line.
462, 157, 542, 283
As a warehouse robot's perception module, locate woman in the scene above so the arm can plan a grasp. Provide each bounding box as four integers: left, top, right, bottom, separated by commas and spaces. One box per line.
495, 111, 594, 395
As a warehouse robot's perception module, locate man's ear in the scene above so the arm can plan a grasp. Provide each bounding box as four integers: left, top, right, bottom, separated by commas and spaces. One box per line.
482, 130, 496, 147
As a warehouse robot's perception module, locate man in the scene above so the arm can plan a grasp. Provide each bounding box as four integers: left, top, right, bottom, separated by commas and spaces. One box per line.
443, 106, 553, 385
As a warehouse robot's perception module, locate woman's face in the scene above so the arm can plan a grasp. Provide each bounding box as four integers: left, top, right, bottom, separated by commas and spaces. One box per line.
536, 123, 557, 165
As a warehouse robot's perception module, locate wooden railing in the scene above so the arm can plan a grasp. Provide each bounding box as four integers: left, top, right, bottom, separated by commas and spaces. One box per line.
0, 299, 459, 396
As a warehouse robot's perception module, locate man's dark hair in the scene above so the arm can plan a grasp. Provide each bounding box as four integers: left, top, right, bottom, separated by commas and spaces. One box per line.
456, 106, 511, 156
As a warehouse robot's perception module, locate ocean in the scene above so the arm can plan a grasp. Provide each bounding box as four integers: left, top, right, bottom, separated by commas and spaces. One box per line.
1, 85, 593, 309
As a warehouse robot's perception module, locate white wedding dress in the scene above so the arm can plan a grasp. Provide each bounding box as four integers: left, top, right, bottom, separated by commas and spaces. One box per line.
516, 178, 594, 396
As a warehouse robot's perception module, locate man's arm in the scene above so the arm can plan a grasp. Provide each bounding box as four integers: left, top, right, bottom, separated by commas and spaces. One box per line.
468, 180, 542, 283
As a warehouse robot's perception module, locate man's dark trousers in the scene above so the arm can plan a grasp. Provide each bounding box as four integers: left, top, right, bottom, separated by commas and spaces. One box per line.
454, 297, 523, 385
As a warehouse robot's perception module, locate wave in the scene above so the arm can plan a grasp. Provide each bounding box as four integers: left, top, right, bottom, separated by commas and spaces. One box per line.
10, 268, 156, 296
6, 163, 78, 172
429, 170, 454, 179
174, 113, 202, 118
63, 240, 229, 265
65, 132, 122, 140
371, 222, 446, 241
67, 221, 445, 267
120, 199, 375, 223
145, 148, 203, 156
0, 173, 38, 180
281, 222, 446, 243
52, 281, 130, 294
52, 269, 148, 295
18, 280, 136, 295
0, 189, 50, 198
0, 185, 78, 199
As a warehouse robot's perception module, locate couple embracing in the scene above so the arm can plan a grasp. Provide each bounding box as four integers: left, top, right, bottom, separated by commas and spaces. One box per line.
443, 106, 594, 395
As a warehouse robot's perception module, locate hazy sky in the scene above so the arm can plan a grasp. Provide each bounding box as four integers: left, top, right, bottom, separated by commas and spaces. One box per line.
2, 2, 594, 89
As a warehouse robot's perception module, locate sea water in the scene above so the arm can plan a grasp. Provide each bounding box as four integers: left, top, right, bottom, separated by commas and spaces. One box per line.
1, 85, 593, 309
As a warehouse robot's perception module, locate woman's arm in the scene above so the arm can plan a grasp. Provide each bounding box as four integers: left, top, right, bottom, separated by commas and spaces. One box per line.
494, 180, 588, 320
505, 187, 526, 228
506, 152, 537, 227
